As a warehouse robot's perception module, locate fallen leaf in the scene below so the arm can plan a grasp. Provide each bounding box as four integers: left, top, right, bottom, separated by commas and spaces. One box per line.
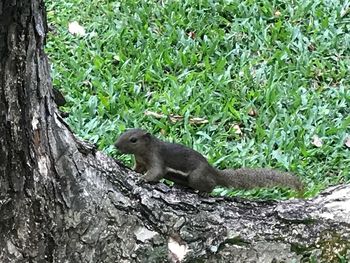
312, 135, 323, 148
68, 21, 86, 36
248, 108, 258, 117
144, 110, 165, 119
232, 124, 242, 135
345, 137, 350, 148
274, 10, 281, 17
187, 31, 196, 39
169, 114, 183, 123
112, 54, 120, 65
144, 110, 208, 125
82, 80, 92, 89
188, 117, 209, 124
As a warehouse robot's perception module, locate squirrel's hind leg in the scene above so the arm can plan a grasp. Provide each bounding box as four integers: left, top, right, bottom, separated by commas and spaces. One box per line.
188, 167, 216, 193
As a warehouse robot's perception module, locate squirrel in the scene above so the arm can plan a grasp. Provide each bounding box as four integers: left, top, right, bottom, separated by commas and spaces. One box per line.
114, 129, 303, 193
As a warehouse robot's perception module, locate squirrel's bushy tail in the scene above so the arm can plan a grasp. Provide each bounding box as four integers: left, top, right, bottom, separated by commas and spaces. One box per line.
215, 168, 304, 191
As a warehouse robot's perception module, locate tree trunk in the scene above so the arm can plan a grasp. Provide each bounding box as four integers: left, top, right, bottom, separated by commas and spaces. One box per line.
0, 1, 349, 262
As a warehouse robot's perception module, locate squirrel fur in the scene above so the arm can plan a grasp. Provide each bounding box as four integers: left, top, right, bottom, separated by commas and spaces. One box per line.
115, 129, 303, 193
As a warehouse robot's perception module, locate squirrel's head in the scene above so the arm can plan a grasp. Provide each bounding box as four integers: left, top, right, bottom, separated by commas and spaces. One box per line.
115, 129, 152, 155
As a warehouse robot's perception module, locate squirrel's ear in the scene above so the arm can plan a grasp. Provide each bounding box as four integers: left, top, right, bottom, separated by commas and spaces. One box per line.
142, 132, 151, 140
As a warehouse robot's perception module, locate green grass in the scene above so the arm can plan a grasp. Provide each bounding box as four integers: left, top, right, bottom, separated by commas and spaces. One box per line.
45, 0, 350, 199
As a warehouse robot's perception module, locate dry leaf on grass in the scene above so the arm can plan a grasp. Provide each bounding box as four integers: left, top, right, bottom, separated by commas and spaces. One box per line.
232, 124, 242, 135
169, 115, 184, 123
68, 21, 86, 36
144, 110, 208, 125
187, 31, 196, 39
248, 108, 258, 117
188, 117, 208, 125
144, 110, 165, 119
274, 10, 281, 17
311, 135, 323, 148
345, 137, 350, 148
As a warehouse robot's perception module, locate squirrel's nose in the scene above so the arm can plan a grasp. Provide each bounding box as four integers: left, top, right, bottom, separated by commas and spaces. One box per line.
114, 141, 127, 153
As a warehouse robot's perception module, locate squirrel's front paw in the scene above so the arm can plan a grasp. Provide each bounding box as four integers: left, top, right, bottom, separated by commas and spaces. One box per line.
141, 175, 157, 183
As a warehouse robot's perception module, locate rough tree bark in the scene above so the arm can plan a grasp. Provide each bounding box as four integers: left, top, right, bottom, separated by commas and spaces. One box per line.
0, 1, 349, 262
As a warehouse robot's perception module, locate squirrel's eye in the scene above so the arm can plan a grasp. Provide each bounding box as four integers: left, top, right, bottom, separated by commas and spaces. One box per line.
130, 137, 137, 143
